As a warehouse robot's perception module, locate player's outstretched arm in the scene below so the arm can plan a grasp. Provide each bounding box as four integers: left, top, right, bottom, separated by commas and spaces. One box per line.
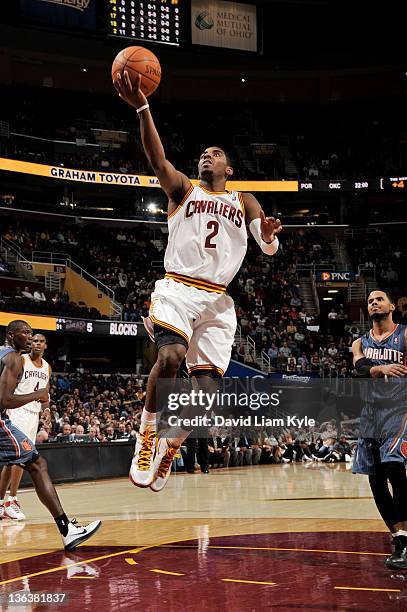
242, 192, 282, 255
113, 71, 191, 202
0, 353, 49, 410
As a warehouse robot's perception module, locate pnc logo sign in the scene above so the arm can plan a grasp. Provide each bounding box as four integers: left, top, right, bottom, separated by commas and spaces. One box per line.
317, 271, 355, 282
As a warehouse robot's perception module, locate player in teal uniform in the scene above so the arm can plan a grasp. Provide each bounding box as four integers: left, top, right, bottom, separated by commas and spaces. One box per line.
352, 290, 407, 569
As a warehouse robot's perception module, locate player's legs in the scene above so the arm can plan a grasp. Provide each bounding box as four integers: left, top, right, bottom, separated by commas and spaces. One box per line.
0, 465, 25, 520
0, 465, 12, 518
9, 465, 24, 497
384, 461, 407, 531
150, 293, 236, 490
144, 341, 188, 414
382, 460, 407, 569
0, 415, 101, 549
129, 339, 187, 487
150, 372, 215, 492
363, 440, 398, 530
4, 407, 39, 519
368, 469, 397, 532
0, 465, 11, 499
130, 278, 196, 487
151, 292, 237, 491
25, 455, 64, 518
25, 455, 101, 550
362, 431, 407, 568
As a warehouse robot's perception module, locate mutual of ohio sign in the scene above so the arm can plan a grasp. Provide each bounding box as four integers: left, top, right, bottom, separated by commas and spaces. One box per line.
191, 0, 257, 52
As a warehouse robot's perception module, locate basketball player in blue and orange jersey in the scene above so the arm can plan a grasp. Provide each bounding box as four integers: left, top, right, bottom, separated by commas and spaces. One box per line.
0, 320, 101, 549
114, 71, 282, 492
352, 290, 407, 569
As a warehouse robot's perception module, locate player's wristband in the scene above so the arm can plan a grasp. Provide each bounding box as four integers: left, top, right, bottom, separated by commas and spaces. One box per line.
354, 357, 373, 377
249, 218, 279, 255
136, 104, 150, 115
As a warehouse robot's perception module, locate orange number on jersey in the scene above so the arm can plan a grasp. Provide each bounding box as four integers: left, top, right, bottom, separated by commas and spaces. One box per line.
205, 220, 219, 249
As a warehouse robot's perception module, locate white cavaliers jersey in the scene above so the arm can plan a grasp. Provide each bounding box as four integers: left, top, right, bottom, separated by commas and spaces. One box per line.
164, 184, 247, 289
14, 354, 50, 413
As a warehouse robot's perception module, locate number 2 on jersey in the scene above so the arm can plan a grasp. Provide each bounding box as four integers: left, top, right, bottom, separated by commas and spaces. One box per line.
205, 220, 219, 249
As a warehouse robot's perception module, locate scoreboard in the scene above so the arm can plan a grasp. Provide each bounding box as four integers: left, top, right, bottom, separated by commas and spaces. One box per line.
298, 179, 380, 192
107, 0, 182, 46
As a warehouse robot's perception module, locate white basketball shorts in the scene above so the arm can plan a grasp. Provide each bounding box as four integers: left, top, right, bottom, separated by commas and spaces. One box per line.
149, 277, 237, 376
7, 408, 39, 444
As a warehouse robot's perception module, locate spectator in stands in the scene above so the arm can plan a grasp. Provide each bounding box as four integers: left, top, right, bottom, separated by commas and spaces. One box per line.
328, 308, 338, 320
114, 421, 132, 441
58, 423, 74, 442
336, 435, 352, 461
74, 424, 85, 437
260, 435, 282, 464
238, 433, 261, 466
36, 429, 49, 444
267, 344, 278, 368
208, 435, 230, 469
88, 426, 100, 443
21, 286, 34, 300
33, 289, 46, 302
103, 425, 115, 442
222, 434, 243, 467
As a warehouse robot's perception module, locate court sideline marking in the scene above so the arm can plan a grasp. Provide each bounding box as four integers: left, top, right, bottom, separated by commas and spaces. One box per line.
0, 539, 391, 587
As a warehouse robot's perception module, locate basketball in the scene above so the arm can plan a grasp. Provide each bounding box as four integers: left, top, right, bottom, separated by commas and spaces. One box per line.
111, 46, 161, 98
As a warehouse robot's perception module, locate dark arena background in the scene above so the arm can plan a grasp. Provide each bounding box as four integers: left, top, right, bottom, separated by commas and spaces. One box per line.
0, 1, 406, 611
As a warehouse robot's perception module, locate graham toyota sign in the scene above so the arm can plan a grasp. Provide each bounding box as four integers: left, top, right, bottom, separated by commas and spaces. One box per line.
191, 0, 257, 52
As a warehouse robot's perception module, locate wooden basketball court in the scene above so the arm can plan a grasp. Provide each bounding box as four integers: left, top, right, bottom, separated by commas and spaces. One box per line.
1, 463, 406, 611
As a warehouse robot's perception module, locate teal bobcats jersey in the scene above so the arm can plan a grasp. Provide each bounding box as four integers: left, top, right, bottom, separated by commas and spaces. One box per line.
0, 345, 17, 412
362, 324, 406, 366
0, 345, 16, 376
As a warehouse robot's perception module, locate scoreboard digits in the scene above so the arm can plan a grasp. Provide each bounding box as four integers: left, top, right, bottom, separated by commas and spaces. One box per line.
107, 0, 182, 46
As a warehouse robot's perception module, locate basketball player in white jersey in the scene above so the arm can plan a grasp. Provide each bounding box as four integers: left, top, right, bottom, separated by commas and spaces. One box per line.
114, 71, 282, 492
0, 333, 50, 519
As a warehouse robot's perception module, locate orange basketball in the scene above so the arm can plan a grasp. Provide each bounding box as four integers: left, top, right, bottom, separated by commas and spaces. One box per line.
111, 46, 161, 98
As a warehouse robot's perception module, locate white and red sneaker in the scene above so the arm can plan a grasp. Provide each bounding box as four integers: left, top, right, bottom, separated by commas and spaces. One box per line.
4, 498, 26, 520
150, 438, 180, 492
129, 427, 157, 487
0, 503, 5, 520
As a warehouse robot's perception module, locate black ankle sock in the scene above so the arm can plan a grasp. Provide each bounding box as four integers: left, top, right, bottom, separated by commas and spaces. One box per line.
55, 513, 70, 537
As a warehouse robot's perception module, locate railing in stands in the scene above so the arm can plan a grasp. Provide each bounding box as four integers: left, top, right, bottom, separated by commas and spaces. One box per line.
31, 251, 122, 319
260, 350, 271, 373
1, 237, 28, 263
310, 271, 320, 316
348, 282, 366, 302
0, 121, 9, 138
295, 262, 337, 274
234, 323, 271, 373
0, 237, 35, 280
358, 264, 376, 281
358, 308, 370, 332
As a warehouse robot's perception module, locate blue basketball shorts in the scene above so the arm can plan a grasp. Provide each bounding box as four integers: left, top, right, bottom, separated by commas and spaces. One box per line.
0, 413, 39, 467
